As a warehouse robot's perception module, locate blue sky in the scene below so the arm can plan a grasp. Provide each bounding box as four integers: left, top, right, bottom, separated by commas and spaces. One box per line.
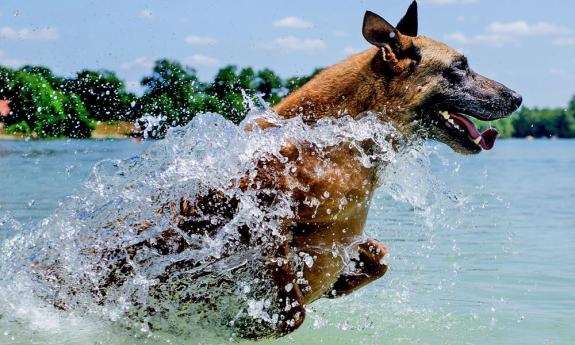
0, 0, 573, 107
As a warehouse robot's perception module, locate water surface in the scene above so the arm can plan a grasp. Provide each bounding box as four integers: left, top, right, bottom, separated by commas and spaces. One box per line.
0, 138, 573, 345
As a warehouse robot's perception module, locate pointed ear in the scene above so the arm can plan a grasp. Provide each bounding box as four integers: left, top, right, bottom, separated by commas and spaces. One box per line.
362, 11, 400, 49
396, 1, 418, 37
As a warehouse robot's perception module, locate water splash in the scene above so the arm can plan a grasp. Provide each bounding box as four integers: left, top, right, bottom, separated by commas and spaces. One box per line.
0, 107, 463, 343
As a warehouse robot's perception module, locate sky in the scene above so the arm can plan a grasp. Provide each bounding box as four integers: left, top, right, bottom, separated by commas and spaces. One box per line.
0, 0, 573, 108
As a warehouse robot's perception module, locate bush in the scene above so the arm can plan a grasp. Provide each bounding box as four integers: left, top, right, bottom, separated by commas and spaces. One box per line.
62, 70, 137, 121
5, 120, 31, 135
4, 71, 95, 138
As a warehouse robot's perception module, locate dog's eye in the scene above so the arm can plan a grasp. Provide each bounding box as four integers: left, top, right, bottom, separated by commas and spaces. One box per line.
451, 58, 468, 72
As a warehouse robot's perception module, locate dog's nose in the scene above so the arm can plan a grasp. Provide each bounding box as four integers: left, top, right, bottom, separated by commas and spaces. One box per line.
510, 91, 523, 110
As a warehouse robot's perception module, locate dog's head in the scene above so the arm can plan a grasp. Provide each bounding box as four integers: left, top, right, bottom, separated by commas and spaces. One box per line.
363, 1, 522, 154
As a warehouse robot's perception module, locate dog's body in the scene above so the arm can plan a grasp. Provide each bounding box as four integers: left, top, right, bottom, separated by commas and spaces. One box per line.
248, 5, 522, 333
40, 1, 522, 339
167, 3, 521, 333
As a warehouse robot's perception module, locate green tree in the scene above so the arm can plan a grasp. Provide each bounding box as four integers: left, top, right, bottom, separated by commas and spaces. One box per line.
5, 71, 93, 138
19, 65, 64, 90
63, 70, 137, 121
285, 68, 323, 94
5, 71, 64, 132
511, 107, 572, 138
555, 110, 575, 138
206, 65, 257, 123
58, 93, 95, 138
254, 68, 284, 106
135, 59, 208, 136
0, 66, 15, 99
493, 117, 516, 138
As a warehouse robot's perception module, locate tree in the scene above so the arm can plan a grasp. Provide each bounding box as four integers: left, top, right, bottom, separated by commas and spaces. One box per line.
205, 65, 257, 123
555, 110, 575, 138
511, 107, 574, 138
0, 66, 15, 99
4, 71, 93, 138
255, 68, 284, 106
135, 59, 208, 136
285, 68, 323, 94
63, 70, 137, 122
5, 71, 64, 132
19, 65, 64, 90
59, 93, 95, 138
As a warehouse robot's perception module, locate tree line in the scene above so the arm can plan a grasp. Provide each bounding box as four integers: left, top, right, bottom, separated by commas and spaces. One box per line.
0, 60, 574, 139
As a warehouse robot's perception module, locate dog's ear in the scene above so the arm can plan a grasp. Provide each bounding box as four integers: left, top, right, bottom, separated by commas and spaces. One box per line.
363, 11, 411, 74
362, 11, 400, 49
396, 1, 418, 37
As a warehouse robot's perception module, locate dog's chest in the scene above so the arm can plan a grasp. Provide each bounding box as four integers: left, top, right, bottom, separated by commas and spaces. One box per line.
284, 152, 377, 303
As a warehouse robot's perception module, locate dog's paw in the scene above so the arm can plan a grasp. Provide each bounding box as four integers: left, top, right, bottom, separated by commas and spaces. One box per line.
356, 239, 389, 278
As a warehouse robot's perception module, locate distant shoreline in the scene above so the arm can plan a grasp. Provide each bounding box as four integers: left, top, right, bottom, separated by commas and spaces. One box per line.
0, 121, 137, 141
1, 122, 573, 142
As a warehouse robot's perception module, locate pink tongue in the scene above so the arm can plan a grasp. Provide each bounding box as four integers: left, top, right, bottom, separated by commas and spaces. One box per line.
449, 112, 499, 150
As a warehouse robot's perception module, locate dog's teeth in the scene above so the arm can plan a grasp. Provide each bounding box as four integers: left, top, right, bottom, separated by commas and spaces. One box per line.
473, 137, 482, 145
441, 111, 450, 120
448, 119, 455, 125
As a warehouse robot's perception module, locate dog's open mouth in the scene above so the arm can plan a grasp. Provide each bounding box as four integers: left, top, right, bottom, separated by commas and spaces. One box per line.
437, 111, 499, 151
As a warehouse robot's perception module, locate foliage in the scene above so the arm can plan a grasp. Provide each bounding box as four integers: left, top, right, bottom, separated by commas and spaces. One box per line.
19, 65, 64, 89
62, 70, 137, 122
134, 59, 208, 137
255, 68, 284, 105
5, 120, 31, 135
0, 68, 94, 138
0, 67, 15, 99
59, 93, 96, 138
285, 68, 323, 94
512, 107, 575, 138
205, 65, 257, 124
1, 60, 574, 139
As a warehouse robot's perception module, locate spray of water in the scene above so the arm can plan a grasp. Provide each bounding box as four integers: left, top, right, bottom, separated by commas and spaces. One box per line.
0, 105, 463, 343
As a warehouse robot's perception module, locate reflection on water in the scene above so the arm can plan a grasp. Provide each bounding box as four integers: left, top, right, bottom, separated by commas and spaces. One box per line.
0, 132, 574, 344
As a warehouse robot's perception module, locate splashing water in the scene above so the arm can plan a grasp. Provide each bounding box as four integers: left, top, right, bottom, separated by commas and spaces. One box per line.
0, 106, 463, 343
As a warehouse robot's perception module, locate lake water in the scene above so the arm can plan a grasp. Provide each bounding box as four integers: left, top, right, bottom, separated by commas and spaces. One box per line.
0, 138, 573, 345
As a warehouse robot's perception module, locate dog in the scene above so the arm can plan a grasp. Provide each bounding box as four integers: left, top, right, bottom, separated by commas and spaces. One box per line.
40, 1, 521, 339
243, 0, 521, 334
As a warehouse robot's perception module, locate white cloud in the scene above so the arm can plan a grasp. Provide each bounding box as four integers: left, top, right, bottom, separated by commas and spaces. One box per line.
273, 17, 313, 29
334, 31, 349, 38
184, 35, 216, 45
0, 50, 26, 67
486, 21, 571, 36
140, 9, 153, 18
444, 32, 469, 44
553, 37, 575, 46
425, 0, 478, 5
445, 20, 573, 47
268, 36, 326, 51
121, 56, 155, 70
184, 54, 221, 67
0, 26, 59, 41
342, 46, 360, 55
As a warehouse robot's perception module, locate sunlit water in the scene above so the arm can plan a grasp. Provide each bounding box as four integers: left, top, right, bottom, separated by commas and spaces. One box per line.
0, 115, 573, 344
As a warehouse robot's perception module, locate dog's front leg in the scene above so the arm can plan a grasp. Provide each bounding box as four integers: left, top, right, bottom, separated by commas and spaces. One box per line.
326, 239, 389, 298
267, 241, 306, 336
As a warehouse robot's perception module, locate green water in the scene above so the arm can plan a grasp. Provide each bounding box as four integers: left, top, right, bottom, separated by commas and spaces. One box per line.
0, 139, 573, 345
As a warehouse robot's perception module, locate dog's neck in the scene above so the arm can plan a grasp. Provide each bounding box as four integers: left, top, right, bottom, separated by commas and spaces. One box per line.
271, 47, 407, 157
274, 47, 394, 123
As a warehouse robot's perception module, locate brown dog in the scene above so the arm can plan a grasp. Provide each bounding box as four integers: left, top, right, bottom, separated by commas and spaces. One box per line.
241, 0, 520, 336
46, 1, 521, 339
